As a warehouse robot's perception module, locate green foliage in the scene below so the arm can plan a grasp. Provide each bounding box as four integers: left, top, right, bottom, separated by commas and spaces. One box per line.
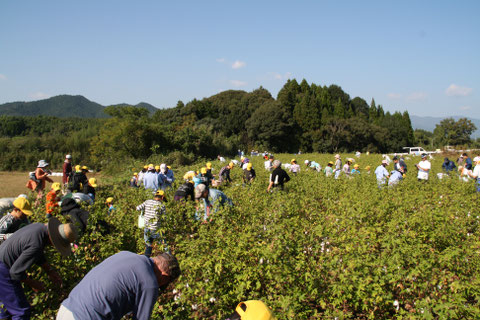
433, 118, 477, 147
20, 153, 480, 319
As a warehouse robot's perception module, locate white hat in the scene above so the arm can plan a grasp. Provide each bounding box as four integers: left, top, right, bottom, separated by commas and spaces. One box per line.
473, 156, 480, 163
304, 160, 309, 164
37, 160, 49, 168
382, 160, 388, 165
66, 154, 72, 159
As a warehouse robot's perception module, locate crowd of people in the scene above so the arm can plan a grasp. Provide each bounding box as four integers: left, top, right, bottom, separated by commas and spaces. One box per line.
1, 150, 480, 319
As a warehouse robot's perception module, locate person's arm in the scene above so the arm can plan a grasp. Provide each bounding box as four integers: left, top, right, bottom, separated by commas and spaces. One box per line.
41, 262, 62, 286
133, 287, 159, 320
267, 181, 274, 192
136, 201, 146, 212
9, 246, 46, 282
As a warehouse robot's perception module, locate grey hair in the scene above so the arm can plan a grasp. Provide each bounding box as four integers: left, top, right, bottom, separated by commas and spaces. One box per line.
154, 252, 181, 280
273, 160, 281, 167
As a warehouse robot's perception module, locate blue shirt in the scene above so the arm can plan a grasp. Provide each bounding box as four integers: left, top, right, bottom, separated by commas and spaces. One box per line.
143, 171, 159, 191
62, 251, 159, 320
374, 165, 389, 184
201, 189, 233, 220
388, 170, 403, 186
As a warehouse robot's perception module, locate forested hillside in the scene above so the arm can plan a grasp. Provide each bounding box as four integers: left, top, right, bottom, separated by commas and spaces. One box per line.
0, 79, 415, 170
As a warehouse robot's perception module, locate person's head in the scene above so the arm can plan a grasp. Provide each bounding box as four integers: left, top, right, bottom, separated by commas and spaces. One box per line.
291, 159, 296, 164
183, 171, 196, 182
133, 172, 138, 177
335, 154, 340, 159
347, 159, 352, 165
444, 157, 449, 162
365, 165, 371, 171
11, 196, 33, 219
148, 164, 155, 172
89, 178, 98, 188
228, 162, 234, 169
155, 165, 160, 172
421, 154, 427, 160
81, 165, 89, 173
65, 154, 72, 162
304, 160, 310, 166
227, 300, 277, 320
381, 160, 388, 167
269, 155, 274, 161
273, 160, 281, 168
143, 165, 148, 172
105, 197, 114, 206
194, 184, 208, 200
246, 163, 253, 171
160, 163, 167, 173
354, 164, 359, 169
200, 167, 207, 175
154, 190, 165, 201
462, 153, 468, 157
206, 162, 212, 169
328, 161, 333, 167
75, 165, 81, 173
393, 156, 398, 163
151, 252, 181, 290
474, 156, 480, 165
51, 182, 62, 194
47, 217, 77, 257
38, 160, 49, 168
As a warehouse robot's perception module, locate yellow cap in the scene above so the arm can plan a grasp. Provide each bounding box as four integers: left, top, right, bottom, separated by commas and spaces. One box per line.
133, 172, 138, 176
167, 166, 171, 170
89, 178, 98, 188
51, 182, 61, 191
328, 161, 334, 165
206, 162, 212, 169
75, 165, 81, 172
229, 162, 234, 168
235, 300, 277, 320
155, 190, 165, 197
143, 165, 148, 169
148, 164, 154, 168
247, 163, 253, 170
365, 166, 371, 170
13, 197, 33, 216
81, 165, 88, 171
183, 171, 196, 181
105, 197, 114, 204
291, 159, 296, 163
200, 167, 207, 174
155, 165, 160, 170
353, 164, 359, 168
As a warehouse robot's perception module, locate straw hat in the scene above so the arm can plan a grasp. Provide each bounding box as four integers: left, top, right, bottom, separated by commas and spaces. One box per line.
47, 218, 77, 257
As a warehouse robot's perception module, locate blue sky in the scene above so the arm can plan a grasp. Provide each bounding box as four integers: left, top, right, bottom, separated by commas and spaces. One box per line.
1, 1, 479, 118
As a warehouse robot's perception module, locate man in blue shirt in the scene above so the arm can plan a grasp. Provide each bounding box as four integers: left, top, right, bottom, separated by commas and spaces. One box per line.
388, 170, 404, 186
442, 157, 457, 173
143, 165, 159, 191
58, 251, 181, 320
374, 160, 390, 186
194, 184, 233, 221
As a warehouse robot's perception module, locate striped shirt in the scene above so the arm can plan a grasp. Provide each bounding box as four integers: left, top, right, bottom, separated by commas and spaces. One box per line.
136, 200, 165, 231
0, 212, 30, 243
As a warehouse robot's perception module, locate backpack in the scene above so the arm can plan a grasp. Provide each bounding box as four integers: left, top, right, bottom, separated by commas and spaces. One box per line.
29, 171, 40, 183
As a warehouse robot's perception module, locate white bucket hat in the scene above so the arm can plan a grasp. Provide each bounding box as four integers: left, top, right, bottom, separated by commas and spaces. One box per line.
37, 160, 49, 168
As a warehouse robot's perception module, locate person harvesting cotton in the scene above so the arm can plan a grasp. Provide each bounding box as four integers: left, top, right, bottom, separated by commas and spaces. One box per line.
416, 153, 431, 181
267, 160, 290, 192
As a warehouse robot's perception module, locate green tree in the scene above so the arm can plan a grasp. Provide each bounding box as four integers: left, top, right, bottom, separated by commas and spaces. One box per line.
433, 117, 477, 147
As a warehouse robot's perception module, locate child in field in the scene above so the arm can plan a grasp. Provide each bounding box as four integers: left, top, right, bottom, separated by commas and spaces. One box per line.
324, 162, 334, 177
351, 164, 361, 175
105, 197, 116, 215
289, 159, 300, 176
46, 182, 62, 219
130, 172, 138, 188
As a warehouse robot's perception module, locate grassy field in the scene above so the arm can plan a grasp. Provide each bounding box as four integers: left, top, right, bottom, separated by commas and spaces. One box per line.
0, 172, 101, 198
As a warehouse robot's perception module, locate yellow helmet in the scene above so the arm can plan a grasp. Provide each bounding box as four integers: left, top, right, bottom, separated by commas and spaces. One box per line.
81, 165, 89, 171
105, 197, 114, 204
234, 300, 277, 320
89, 178, 98, 187
51, 182, 61, 192
200, 167, 207, 174
229, 162, 234, 168
155, 190, 165, 197
206, 162, 212, 169
75, 165, 82, 172
246, 163, 253, 170
291, 159, 296, 163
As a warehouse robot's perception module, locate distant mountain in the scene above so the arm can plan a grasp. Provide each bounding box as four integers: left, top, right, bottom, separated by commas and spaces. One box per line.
0, 95, 158, 118
410, 115, 480, 138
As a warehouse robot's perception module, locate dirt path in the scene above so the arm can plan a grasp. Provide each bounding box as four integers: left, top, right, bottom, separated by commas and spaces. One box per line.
0, 172, 101, 198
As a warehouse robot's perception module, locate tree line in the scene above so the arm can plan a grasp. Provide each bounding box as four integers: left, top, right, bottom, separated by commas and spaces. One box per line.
1, 79, 476, 171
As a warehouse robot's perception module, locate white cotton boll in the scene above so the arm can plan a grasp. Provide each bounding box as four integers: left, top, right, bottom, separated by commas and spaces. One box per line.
191, 304, 198, 310
209, 297, 216, 303
185, 283, 189, 288
393, 300, 399, 311
172, 289, 178, 294
259, 258, 264, 264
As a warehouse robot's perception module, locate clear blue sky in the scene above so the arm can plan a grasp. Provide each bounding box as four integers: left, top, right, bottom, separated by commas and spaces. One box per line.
1, 1, 479, 118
